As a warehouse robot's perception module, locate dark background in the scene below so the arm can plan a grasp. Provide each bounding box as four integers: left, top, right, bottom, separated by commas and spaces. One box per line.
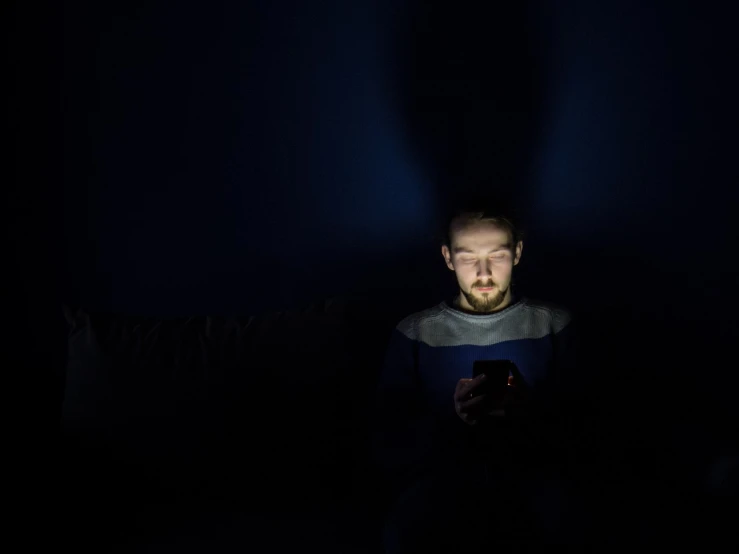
9, 0, 738, 544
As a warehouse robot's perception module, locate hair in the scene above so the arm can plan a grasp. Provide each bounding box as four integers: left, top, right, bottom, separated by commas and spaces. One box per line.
437, 194, 526, 253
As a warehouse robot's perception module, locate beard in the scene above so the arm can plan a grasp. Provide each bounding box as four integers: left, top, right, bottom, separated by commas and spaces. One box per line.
460, 283, 508, 313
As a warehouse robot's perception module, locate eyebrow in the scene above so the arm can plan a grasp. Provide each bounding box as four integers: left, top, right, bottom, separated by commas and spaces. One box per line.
453, 245, 510, 254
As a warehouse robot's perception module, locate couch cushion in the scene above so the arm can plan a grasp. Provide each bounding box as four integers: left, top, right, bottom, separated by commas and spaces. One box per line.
61, 295, 389, 506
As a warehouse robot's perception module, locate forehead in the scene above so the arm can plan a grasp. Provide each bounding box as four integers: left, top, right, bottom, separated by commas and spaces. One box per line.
452, 221, 510, 249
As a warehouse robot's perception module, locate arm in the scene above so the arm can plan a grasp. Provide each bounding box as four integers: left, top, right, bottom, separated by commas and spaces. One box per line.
495, 314, 581, 457
369, 326, 435, 500
529, 313, 585, 459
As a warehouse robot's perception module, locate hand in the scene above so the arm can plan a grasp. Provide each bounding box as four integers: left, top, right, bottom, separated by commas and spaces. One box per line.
497, 375, 529, 417
454, 374, 530, 426
454, 374, 493, 426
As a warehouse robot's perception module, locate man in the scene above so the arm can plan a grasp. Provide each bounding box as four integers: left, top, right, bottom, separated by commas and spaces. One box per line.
371, 201, 584, 552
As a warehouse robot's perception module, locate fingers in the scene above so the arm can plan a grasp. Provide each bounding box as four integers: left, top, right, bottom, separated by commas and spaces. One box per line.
456, 403, 483, 426
507, 369, 531, 401
508, 365, 528, 391
456, 393, 487, 413
454, 374, 486, 402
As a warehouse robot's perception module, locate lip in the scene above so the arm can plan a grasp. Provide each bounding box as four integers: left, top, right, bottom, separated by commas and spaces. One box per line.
477, 287, 494, 291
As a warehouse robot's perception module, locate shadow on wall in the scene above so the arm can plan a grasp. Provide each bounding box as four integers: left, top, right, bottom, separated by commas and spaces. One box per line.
392, 1, 553, 191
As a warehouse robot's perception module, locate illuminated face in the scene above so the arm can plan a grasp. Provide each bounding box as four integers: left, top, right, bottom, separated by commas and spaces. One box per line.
441, 221, 523, 313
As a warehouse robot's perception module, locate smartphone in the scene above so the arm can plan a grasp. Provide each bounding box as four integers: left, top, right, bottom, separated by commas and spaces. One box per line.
471, 359, 515, 403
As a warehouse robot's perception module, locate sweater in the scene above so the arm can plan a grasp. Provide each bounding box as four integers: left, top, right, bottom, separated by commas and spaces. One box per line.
370, 293, 578, 493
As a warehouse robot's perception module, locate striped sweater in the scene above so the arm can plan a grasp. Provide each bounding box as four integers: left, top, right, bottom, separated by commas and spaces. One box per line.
371, 293, 578, 489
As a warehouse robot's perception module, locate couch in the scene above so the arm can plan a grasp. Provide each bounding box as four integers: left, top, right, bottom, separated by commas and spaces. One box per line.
59, 294, 409, 553
58, 293, 739, 552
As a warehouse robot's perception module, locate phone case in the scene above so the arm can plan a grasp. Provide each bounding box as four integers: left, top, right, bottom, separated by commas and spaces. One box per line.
471, 360, 514, 400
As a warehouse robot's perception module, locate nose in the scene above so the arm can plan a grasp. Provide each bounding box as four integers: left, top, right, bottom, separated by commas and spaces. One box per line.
476, 260, 493, 277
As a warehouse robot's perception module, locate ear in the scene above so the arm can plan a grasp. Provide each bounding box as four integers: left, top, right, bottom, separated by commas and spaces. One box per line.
513, 241, 523, 266
441, 245, 454, 271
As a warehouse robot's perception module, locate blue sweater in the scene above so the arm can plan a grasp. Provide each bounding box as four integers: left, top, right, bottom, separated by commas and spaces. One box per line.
370, 294, 578, 491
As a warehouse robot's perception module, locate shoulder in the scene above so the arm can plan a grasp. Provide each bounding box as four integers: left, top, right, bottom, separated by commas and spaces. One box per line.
393, 303, 447, 341
521, 297, 573, 334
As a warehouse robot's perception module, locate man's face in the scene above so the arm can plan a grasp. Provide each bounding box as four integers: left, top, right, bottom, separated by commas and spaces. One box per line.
441, 221, 523, 313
